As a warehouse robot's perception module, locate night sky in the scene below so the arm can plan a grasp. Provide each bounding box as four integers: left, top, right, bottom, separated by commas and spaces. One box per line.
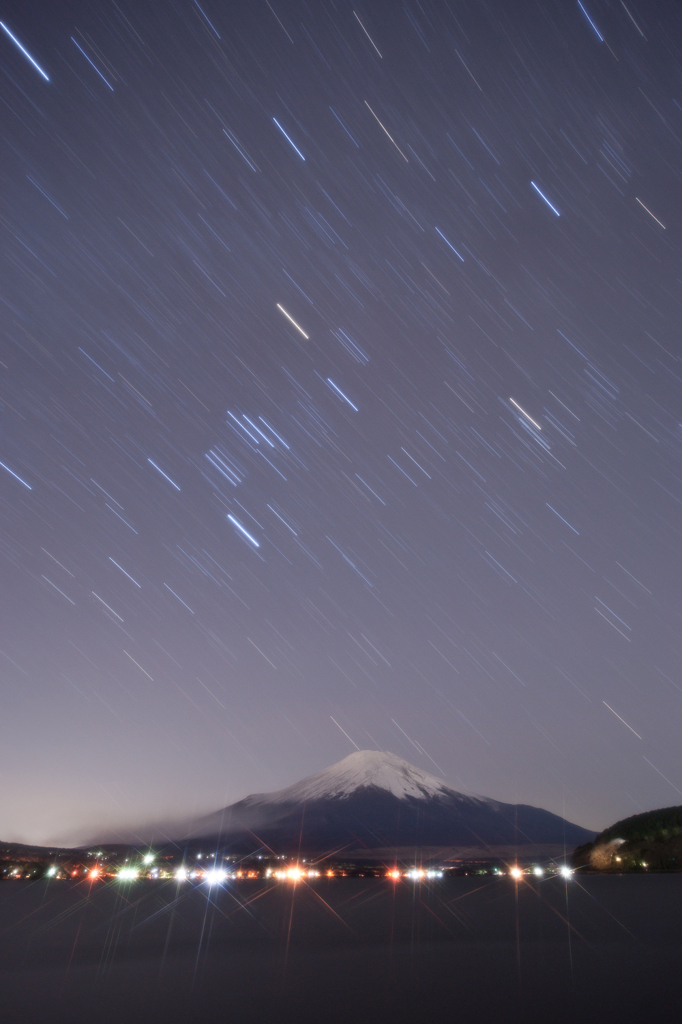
2, 0, 681, 846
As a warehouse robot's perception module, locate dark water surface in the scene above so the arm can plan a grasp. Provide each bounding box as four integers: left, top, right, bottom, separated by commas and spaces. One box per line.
2, 876, 681, 1023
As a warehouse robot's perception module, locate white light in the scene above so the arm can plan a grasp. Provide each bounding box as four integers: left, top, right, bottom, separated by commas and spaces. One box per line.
559, 866, 573, 879
509, 397, 542, 431
276, 303, 309, 338
204, 869, 227, 885
533, 866, 544, 877
175, 867, 188, 881
227, 514, 260, 548
510, 867, 523, 880
272, 121, 306, 161
46, 866, 57, 877
530, 180, 561, 217
117, 867, 139, 881
143, 853, 155, 864
0, 22, 50, 82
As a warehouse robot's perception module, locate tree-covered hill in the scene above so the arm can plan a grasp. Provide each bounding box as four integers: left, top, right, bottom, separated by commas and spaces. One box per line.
573, 805, 682, 871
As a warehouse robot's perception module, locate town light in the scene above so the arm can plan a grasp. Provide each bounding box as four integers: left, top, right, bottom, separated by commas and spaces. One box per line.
204, 868, 227, 885
117, 867, 139, 881
510, 867, 523, 880
559, 866, 573, 879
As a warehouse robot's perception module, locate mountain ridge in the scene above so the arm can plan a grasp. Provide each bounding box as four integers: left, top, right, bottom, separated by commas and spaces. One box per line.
178, 750, 595, 853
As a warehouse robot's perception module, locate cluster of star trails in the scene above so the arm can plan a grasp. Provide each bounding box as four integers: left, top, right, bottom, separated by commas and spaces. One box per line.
1, 0, 679, 845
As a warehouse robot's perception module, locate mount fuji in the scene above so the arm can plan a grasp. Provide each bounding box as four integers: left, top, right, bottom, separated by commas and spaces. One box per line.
174, 751, 595, 855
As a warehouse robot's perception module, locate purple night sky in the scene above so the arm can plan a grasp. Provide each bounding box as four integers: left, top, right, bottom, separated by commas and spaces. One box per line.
1, 0, 681, 845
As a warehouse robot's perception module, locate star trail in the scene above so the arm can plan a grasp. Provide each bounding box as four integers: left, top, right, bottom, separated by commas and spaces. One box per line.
1, 0, 681, 845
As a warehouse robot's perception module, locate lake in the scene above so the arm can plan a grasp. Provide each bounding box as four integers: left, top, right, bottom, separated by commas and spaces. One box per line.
2, 875, 681, 1022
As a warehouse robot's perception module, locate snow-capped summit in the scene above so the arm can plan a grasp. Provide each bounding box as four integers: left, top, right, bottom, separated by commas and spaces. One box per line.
252, 749, 460, 804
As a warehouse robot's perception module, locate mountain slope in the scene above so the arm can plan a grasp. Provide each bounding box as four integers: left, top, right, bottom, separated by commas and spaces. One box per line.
183, 750, 595, 853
